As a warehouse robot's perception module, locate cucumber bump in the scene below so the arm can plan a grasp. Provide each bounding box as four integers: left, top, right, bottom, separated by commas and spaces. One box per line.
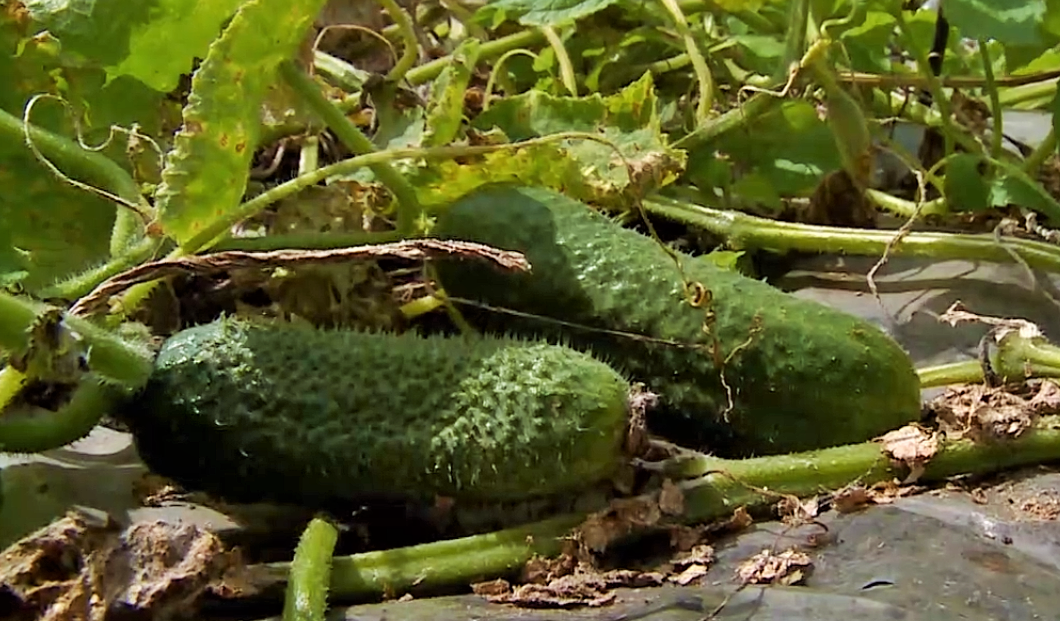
431, 184, 922, 455
122, 318, 633, 506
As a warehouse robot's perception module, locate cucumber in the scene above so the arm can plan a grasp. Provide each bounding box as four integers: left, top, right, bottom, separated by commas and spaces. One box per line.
121, 318, 632, 506
431, 184, 922, 455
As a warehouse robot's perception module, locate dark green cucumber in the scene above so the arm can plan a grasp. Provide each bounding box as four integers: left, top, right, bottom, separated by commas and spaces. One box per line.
121, 318, 631, 507
431, 184, 922, 456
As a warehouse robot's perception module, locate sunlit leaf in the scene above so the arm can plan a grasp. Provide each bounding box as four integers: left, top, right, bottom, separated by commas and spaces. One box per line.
25, 0, 245, 93
154, 0, 328, 249
0, 7, 170, 291
458, 71, 685, 206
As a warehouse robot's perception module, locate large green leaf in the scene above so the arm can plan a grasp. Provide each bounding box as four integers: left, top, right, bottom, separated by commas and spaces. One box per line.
0, 7, 170, 291
153, 0, 328, 250
24, 0, 245, 93
945, 0, 1046, 47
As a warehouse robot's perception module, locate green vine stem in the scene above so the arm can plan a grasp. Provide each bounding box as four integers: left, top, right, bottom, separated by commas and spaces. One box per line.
893, 8, 956, 157
483, 49, 539, 109
376, 0, 419, 83
1023, 126, 1057, 175
0, 376, 123, 453
917, 329, 1060, 388
540, 26, 578, 96
669, 415, 1060, 522
917, 360, 984, 388
673, 90, 782, 150
261, 514, 583, 602
182, 131, 630, 253
0, 108, 145, 214
38, 236, 164, 303
283, 515, 339, 621
259, 412, 1060, 602
406, 30, 545, 85
279, 61, 424, 236
643, 194, 1060, 274
0, 291, 154, 388
659, 0, 714, 120
776, 0, 810, 80
978, 41, 1003, 160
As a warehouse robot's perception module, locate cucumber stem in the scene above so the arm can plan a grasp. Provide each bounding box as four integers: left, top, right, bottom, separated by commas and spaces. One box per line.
675, 414, 1060, 522
917, 332, 1060, 388
258, 413, 1060, 603
261, 514, 583, 602
282, 515, 339, 621
917, 360, 983, 388
278, 61, 424, 236
0, 376, 121, 453
643, 195, 1060, 274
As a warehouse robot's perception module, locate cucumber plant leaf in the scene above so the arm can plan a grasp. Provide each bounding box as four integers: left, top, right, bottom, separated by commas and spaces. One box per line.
440, 71, 685, 207
153, 0, 328, 250
944, 154, 990, 212
0, 7, 169, 291
24, 0, 245, 93
944, 0, 1046, 47
424, 38, 480, 147
480, 0, 623, 26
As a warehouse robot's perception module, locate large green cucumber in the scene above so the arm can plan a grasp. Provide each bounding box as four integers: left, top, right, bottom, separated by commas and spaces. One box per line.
121, 318, 632, 506
431, 184, 922, 455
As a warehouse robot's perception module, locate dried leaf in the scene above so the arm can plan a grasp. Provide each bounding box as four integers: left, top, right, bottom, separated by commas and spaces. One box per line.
735, 548, 813, 586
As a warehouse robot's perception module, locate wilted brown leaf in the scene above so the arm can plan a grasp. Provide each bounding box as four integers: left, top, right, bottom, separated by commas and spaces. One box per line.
735, 548, 813, 586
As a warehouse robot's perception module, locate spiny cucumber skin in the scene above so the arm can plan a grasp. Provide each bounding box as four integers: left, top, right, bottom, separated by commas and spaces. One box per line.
432, 184, 922, 456
122, 319, 631, 507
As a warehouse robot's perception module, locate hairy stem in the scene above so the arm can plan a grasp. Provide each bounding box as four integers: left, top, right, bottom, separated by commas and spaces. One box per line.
0, 376, 122, 453
978, 41, 1003, 160
0, 108, 144, 212
1023, 126, 1056, 176
917, 360, 983, 388
183, 131, 627, 252
644, 195, 1060, 273
894, 9, 955, 157
406, 30, 545, 85
38, 236, 164, 303
283, 515, 339, 621
673, 91, 782, 150
280, 61, 423, 236
259, 413, 1060, 602
376, 0, 419, 83
540, 26, 578, 96
659, 0, 713, 119
262, 514, 583, 601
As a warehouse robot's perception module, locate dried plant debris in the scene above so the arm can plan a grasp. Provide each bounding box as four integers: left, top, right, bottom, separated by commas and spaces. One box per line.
575, 497, 665, 555
0, 511, 252, 621
475, 563, 663, 609
667, 544, 716, 586
928, 380, 1060, 441
831, 480, 919, 514
880, 424, 939, 483
1018, 491, 1060, 521
735, 548, 813, 586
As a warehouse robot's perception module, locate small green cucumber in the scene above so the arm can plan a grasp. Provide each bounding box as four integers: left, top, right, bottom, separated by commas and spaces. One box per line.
121, 318, 631, 506
431, 184, 922, 456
